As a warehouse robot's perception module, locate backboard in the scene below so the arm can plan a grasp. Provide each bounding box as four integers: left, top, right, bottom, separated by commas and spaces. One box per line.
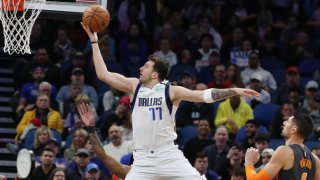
26, 0, 108, 19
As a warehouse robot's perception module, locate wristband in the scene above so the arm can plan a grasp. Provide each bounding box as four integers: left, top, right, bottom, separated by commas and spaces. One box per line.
203, 89, 214, 103
85, 125, 96, 133
91, 41, 97, 44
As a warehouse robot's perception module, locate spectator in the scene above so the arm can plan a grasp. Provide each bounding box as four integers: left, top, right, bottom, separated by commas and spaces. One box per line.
67, 148, 91, 180
99, 96, 131, 141
117, 0, 146, 33
56, 67, 98, 109
194, 152, 219, 180
153, 38, 177, 67
60, 51, 93, 86
178, 70, 197, 90
241, 50, 277, 91
64, 128, 88, 163
310, 96, 320, 139
276, 66, 303, 104
219, 144, 245, 180
60, 81, 83, 118
183, 119, 214, 164
302, 80, 319, 108
226, 64, 244, 88
198, 49, 221, 84
53, 28, 75, 64
37, 138, 68, 170
183, 23, 201, 60
255, 148, 274, 172
29, 147, 56, 180
242, 120, 259, 150
19, 47, 61, 87
83, 163, 109, 180
215, 95, 254, 137
16, 94, 63, 143
243, 73, 271, 108
39, 81, 58, 111
49, 168, 67, 180
220, 27, 244, 62
176, 83, 214, 127
0, 175, 6, 180
16, 67, 55, 118
203, 125, 230, 172
103, 125, 133, 161
120, 21, 147, 69
195, 34, 217, 72
285, 30, 315, 66
101, 88, 125, 113
32, 126, 53, 156
287, 87, 307, 114
207, 64, 231, 89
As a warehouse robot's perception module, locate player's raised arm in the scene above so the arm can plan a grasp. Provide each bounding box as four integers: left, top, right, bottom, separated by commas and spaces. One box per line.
81, 23, 138, 93
244, 146, 289, 180
171, 86, 260, 104
77, 103, 131, 178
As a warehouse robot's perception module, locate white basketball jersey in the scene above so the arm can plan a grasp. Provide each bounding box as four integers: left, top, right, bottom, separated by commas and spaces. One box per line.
131, 81, 177, 150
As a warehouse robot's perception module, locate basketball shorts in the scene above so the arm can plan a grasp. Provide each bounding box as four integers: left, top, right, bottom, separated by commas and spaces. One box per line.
125, 143, 204, 180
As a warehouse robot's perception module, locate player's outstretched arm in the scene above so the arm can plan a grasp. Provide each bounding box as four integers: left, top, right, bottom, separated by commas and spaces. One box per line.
77, 103, 131, 178
171, 86, 260, 103
81, 23, 138, 93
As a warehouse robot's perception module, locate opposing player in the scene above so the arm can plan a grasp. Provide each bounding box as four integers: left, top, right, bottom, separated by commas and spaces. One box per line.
80, 23, 260, 179
245, 114, 320, 179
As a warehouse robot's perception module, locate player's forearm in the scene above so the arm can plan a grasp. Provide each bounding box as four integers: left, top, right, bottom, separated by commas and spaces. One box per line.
88, 131, 130, 178
245, 165, 271, 180
91, 43, 110, 80
210, 88, 237, 101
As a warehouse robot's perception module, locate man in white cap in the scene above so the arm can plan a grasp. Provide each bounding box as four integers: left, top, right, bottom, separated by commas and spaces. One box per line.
255, 148, 274, 172
303, 80, 319, 108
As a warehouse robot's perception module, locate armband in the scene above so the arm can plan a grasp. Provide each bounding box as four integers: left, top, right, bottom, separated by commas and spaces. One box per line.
203, 89, 214, 103
85, 125, 96, 133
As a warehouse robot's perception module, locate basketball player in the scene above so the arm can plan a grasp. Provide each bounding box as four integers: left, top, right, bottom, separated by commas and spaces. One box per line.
80, 23, 260, 179
245, 114, 320, 179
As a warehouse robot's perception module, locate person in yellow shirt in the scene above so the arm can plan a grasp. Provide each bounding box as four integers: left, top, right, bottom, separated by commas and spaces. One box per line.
214, 95, 253, 137
16, 93, 63, 141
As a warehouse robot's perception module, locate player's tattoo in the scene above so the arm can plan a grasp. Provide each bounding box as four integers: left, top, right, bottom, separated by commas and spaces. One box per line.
211, 89, 236, 101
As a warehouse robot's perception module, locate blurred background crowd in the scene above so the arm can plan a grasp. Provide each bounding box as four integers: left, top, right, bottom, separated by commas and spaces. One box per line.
2, 0, 320, 179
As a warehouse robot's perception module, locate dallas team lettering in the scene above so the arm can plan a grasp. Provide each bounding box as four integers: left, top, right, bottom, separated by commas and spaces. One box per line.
138, 97, 162, 106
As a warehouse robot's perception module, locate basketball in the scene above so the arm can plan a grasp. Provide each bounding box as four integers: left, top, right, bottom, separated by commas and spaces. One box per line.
82, 5, 110, 32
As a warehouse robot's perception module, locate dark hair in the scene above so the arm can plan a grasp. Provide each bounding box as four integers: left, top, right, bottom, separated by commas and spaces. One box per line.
245, 119, 259, 127
148, 55, 170, 81
254, 133, 270, 143
49, 168, 66, 180
292, 113, 314, 139
42, 147, 54, 155
194, 152, 208, 163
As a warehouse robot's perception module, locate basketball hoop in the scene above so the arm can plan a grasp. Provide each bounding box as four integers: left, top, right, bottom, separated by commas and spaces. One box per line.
0, 0, 45, 54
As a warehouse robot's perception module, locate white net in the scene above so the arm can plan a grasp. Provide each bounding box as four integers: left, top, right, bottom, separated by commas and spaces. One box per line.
0, 0, 45, 54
